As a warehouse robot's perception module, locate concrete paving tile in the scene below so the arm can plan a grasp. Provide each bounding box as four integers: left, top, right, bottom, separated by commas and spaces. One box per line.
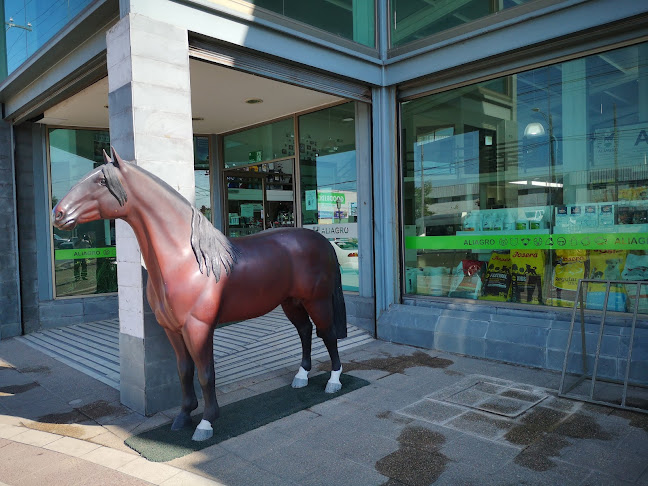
118, 457, 182, 484
89, 429, 142, 453
24, 419, 105, 441
44, 435, 102, 456
265, 409, 328, 438
11, 427, 61, 446
344, 368, 391, 381
17, 456, 111, 486
582, 470, 635, 485
558, 439, 647, 482
215, 386, 258, 406
252, 442, 323, 481
0, 423, 26, 438
441, 433, 519, 473
75, 466, 157, 486
398, 399, 466, 424
0, 442, 62, 483
219, 423, 299, 460
295, 424, 400, 467
0, 438, 10, 448
0, 368, 37, 387
159, 470, 225, 486
446, 411, 514, 440
81, 445, 140, 469
129, 411, 172, 435
166, 446, 230, 471
298, 455, 388, 486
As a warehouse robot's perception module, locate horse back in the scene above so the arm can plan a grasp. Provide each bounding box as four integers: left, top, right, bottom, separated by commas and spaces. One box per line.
216, 228, 338, 323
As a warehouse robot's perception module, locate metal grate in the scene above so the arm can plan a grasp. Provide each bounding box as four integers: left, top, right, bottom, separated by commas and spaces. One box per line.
559, 279, 648, 414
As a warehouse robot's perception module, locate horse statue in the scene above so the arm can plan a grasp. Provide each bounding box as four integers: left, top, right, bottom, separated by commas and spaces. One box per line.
52, 147, 347, 441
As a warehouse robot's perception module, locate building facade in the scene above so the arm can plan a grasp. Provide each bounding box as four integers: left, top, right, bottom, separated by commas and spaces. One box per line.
1, 0, 647, 413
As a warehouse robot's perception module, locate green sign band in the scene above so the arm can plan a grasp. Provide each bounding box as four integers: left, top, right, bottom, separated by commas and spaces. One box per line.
55, 247, 117, 260
406, 233, 648, 251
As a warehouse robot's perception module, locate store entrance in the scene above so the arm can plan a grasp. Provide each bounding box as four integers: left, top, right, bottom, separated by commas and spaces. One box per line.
225, 159, 295, 237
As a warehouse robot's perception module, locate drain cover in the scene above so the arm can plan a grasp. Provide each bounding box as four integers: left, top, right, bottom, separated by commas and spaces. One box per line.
444, 381, 547, 418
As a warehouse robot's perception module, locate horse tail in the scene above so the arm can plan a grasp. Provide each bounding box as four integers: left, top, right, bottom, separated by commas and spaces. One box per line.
332, 264, 348, 339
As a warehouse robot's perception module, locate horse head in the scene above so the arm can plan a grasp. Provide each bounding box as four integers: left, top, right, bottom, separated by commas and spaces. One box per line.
52, 147, 130, 230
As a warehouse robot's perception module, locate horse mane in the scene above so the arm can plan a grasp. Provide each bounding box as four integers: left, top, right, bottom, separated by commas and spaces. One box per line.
102, 160, 239, 281
102, 163, 127, 206
190, 206, 240, 281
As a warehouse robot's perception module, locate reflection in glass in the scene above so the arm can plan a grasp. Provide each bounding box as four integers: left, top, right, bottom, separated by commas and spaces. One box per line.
401, 42, 648, 314
247, 0, 375, 48
50, 128, 117, 297
390, 0, 532, 48
299, 102, 359, 291
226, 161, 294, 237
2, 0, 94, 81
224, 118, 295, 169
194, 136, 211, 221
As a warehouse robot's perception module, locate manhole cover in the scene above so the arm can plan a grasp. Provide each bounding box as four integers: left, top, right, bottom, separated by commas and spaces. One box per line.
444, 381, 547, 418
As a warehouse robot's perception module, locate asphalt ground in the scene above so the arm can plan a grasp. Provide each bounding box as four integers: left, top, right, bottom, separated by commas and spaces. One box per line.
1, 332, 647, 486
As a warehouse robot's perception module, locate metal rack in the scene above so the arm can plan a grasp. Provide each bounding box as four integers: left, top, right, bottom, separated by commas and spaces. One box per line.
559, 279, 647, 414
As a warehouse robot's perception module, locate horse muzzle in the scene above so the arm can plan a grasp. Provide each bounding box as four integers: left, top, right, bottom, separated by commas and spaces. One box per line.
52, 207, 77, 230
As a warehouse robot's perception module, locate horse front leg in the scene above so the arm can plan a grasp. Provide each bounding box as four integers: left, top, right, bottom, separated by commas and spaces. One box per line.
164, 329, 198, 430
181, 317, 219, 441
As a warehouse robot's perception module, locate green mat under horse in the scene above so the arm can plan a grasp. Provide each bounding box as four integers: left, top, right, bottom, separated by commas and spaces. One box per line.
125, 373, 370, 462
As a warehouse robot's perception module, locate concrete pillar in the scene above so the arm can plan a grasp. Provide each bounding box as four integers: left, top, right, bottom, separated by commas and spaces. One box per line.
0, 119, 21, 339
372, 86, 399, 329
106, 14, 194, 415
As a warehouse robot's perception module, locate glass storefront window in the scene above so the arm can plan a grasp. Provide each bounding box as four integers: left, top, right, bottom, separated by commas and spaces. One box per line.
2, 0, 94, 81
224, 118, 295, 169
194, 136, 211, 221
299, 102, 359, 291
50, 128, 116, 297
247, 0, 375, 48
402, 42, 648, 314
390, 0, 533, 48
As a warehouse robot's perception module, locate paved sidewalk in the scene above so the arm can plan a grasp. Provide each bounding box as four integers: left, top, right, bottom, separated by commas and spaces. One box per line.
1, 333, 647, 485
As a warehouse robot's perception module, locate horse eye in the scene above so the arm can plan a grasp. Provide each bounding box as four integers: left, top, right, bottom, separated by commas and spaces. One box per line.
99, 178, 107, 186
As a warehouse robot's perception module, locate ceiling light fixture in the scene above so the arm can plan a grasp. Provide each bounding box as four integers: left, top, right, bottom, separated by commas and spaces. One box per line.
245, 98, 264, 104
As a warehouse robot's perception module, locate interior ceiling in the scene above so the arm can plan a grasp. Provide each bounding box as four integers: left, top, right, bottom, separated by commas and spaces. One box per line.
39, 58, 344, 134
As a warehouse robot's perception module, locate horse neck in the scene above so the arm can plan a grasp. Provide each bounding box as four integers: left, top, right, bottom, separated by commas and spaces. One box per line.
122, 168, 193, 270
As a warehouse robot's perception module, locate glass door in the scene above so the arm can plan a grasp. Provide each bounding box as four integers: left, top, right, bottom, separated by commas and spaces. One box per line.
225, 160, 295, 237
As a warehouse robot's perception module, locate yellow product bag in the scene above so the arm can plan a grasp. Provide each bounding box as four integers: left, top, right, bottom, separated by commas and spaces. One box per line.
480, 251, 512, 301
586, 250, 627, 311
621, 253, 648, 313
549, 260, 586, 308
510, 249, 545, 304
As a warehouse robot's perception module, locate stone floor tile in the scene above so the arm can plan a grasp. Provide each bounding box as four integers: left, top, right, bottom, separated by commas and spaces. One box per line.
441, 433, 519, 473
81, 445, 140, 469
398, 399, 466, 424
11, 428, 61, 446
160, 470, 225, 486
446, 410, 514, 440
0, 423, 25, 439
117, 457, 181, 485
44, 435, 102, 457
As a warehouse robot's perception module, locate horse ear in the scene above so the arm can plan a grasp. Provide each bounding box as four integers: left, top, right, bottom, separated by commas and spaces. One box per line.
102, 149, 113, 164
110, 146, 125, 168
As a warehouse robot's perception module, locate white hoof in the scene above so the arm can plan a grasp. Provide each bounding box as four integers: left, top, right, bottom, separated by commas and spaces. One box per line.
191, 419, 213, 442
292, 366, 309, 388
325, 367, 342, 394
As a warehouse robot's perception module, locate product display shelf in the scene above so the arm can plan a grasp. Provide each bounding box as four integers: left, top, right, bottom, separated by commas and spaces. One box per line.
552, 224, 648, 234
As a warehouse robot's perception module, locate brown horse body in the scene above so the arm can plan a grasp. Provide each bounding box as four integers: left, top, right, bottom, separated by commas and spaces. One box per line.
53, 148, 347, 441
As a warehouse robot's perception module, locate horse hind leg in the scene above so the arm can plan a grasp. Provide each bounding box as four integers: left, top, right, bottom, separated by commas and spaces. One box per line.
281, 300, 313, 388
164, 329, 198, 430
303, 299, 343, 394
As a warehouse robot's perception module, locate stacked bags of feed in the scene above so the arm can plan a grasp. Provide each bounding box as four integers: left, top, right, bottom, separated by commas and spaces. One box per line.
621, 253, 648, 313
547, 250, 588, 307
586, 250, 627, 311
448, 260, 485, 299
510, 249, 545, 304
479, 251, 512, 301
